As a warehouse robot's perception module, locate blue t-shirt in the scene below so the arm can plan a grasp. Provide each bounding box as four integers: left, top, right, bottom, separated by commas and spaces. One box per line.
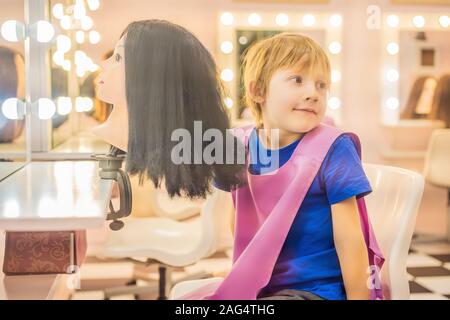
215, 128, 372, 300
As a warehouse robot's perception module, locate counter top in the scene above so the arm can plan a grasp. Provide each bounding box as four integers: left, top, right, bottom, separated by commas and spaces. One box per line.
0, 161, 113, 231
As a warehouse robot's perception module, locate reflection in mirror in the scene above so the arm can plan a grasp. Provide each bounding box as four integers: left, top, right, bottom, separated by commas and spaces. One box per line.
48, 0, 110, 155
0, 0, 27, 181
399, 30, 450, 127
217, 12, 342, 127
380, 16, 450, 169
235, 29, 325, 122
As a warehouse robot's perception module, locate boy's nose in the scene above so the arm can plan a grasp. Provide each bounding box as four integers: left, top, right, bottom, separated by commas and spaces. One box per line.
304, 95, 319, 103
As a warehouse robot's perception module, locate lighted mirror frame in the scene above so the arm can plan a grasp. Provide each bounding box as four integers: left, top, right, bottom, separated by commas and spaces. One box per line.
381, 12, 450, 124
217, 11, 343, 125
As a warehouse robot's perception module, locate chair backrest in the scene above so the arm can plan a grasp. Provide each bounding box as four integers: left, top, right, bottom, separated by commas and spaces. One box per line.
423, 129, 450, 188
148, 186, 205, 220
363, 163, 424, 300
199, 188, 234, 257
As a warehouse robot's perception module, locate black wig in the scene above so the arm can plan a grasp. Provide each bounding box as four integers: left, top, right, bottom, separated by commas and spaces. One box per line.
122, 20, 245, 199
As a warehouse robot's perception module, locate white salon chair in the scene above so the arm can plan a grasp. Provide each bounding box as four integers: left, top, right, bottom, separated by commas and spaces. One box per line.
170, 164, 424, 300
423, 129, 450, 242
97, 188, 234, 299
149, 185, 204, 221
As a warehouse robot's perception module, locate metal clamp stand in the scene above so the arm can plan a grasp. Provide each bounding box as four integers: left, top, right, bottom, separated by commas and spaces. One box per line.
91, 146, 132, 231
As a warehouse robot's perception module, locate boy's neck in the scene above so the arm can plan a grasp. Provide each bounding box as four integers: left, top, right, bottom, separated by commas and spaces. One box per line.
258, 120, 304, 149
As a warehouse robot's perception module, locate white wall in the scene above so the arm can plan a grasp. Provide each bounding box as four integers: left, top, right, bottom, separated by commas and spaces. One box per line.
81, 0, 449, 163
2, 0, 450, 163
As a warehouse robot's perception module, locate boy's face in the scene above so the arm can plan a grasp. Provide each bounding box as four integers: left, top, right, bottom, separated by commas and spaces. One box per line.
260, 67, 328, 133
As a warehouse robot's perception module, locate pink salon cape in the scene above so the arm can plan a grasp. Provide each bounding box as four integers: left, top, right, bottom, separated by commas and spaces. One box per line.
179, 124, 385, 300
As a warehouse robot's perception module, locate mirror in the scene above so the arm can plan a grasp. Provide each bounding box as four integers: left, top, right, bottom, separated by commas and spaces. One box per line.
217, 11, 343, 127
0, 0, 27, 181
380, 13, 449, 167
47, 0, 110, 155
399, 30, 450, 126
235, 29, 326, 121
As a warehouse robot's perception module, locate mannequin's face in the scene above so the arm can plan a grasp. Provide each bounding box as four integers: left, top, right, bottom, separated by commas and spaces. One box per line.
97, 36, 127, 106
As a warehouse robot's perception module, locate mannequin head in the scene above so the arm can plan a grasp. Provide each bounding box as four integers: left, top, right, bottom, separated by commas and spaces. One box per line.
0, 46, 25, 143
431, 74, 450, 127
97, 20, 243, 198
401, 75, 435, 119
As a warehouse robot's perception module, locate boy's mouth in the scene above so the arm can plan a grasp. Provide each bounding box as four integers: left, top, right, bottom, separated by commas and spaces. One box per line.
293, 107, 317, 114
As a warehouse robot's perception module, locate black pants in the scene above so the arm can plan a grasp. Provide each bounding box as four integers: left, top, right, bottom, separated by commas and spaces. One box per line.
258, 289, 325, 300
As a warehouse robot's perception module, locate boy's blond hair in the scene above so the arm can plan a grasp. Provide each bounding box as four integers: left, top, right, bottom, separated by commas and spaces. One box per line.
242, 33, 331, 126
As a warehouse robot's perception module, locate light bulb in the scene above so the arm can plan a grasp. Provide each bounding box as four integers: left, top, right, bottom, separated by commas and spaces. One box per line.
439, 15, 450, 28
329, 14, 342, 27
75, 30, 85, 44
386, 42, 399, 55
62, 60, 71, 71
412, 15, 425, 28
60, 15, 71, 30
2, 98, 24, 119
81, 16, 93, 30
76, 68, 86, 78
220, 41, 233, 54
238, 36, 248, 45
52, 4, 64, 20
275, 13, 289, 26
87, 0, 100, 11
37, 98, 56, 120
248, 13, 261, 26
74, 50, 87, 64
56, 34, 71, 52
220, 12, 234, 26
52, 51, 65, 66
56, 97, 72, 115
1, 20, 24, 42
386, 69, 399, 82
75, 97, 93, 112
302, 14, 316, 27
328, 97, 341, 110
328, 41, 342, 55
88, 30, 100, 44
386, 97, 399, 110
386, 14, 399, 28
220, 69, 234, 82
35, 20, 55, 43
74, 0, 87, 20
224, 97, 233, 109
331, 70, 341, 83
89, 64, 99, 72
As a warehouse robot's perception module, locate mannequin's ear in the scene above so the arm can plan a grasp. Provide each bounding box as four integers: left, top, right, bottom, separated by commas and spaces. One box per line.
248, 80, 265, 104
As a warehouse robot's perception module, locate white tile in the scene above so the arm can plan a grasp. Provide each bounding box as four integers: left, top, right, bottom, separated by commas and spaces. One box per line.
407, 253, 442, 268
410, 293, 448, 300
80, 262, 134, 280
411, 243, 450, 255
109, 294, 136, 300
71, 290, 105, 300
184, 258, 232, 275
415, 276, 450, 295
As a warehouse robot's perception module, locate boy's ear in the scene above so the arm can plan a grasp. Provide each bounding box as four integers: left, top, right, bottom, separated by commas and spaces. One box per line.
248, 80, 265, 104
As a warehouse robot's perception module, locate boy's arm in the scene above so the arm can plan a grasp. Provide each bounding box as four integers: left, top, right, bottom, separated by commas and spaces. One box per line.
331, 196, 370, 300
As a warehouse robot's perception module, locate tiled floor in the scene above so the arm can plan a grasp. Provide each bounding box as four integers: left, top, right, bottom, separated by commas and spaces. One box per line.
408, 241, 450, 300
71, 241, 450, 300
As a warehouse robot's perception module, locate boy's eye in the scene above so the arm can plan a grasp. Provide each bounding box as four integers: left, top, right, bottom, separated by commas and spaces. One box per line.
291, 76, 302, 84
317, 81, 328, 90
114, 53, 122, 62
